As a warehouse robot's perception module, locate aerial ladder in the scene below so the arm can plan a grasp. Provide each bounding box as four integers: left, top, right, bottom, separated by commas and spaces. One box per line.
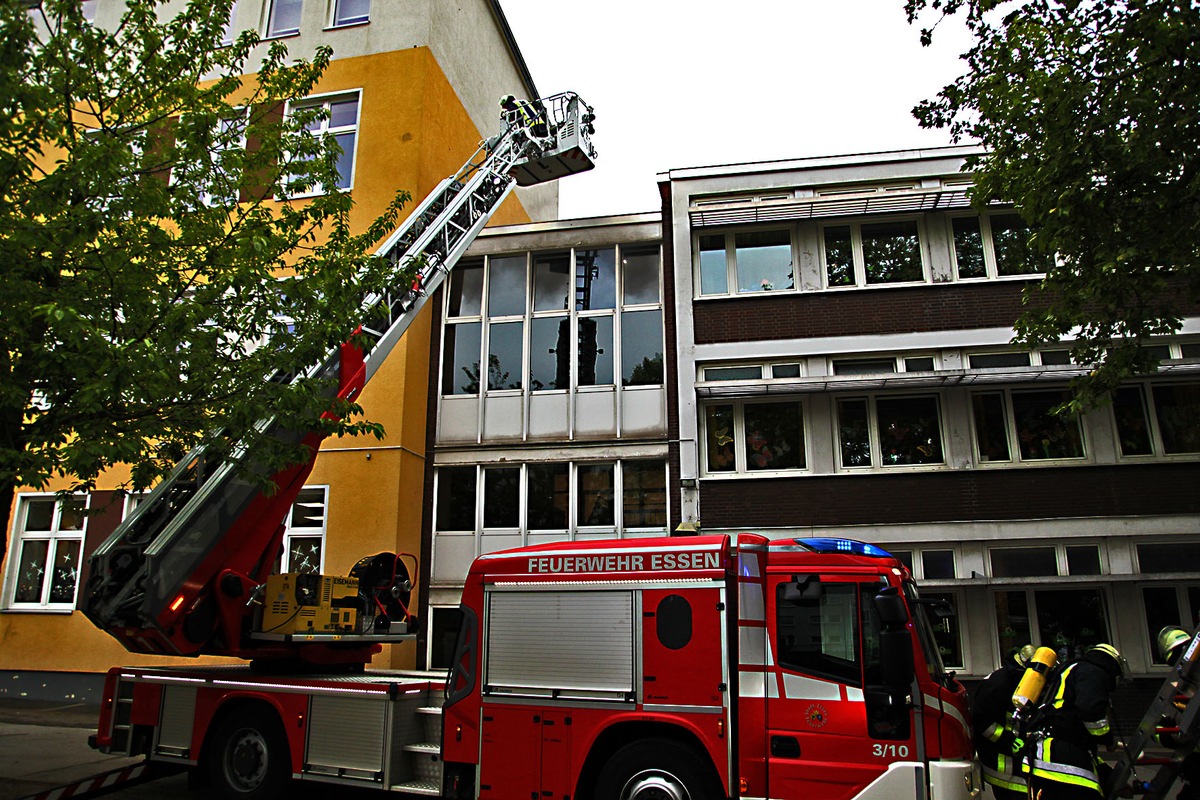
1106, 634, 1200, 799
81, 92, 596, 667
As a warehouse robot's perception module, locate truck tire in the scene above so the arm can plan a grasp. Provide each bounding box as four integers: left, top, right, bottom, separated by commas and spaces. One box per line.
207, 706, 291, 800
595, 738, 717, 800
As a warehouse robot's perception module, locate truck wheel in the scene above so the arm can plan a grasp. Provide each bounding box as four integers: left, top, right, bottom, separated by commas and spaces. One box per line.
595, 738, 717, 800
207, 707, 291, 800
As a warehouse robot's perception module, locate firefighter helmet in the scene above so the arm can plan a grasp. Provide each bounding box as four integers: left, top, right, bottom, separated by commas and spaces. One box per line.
1013, 644, 1037, 668
499, 94, 516, 108
1088, 643, 1131, 683
1158, 626, 1191, 662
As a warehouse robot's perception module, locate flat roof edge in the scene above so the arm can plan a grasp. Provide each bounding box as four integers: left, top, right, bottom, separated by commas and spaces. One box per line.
657, 144, 986, 184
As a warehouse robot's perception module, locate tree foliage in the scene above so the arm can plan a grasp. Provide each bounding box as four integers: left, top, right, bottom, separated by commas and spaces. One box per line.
905, 0, 1200, 408
0, 0, 412, 547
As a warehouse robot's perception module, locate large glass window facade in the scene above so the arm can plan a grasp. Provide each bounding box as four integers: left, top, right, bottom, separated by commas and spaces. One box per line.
433, 460, 669, 538
441, 246, 663, 396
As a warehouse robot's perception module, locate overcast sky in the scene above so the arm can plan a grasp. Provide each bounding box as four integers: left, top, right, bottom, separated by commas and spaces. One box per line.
499, 0, 976, 220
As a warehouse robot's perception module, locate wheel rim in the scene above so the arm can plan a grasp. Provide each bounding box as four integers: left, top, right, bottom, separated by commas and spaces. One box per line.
620, 768, 690, 800
224, 727, 269, 791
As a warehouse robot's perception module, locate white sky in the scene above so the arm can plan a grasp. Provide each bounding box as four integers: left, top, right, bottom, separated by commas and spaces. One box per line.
499, 0, 976, 220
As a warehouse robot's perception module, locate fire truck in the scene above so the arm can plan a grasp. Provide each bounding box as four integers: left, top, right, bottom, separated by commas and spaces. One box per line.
91, 534, 978, 800
79, 93, 981, 800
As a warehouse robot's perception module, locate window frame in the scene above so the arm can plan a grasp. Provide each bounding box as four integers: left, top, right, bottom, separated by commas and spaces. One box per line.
265, 0, 303, 38
1112, 380, 1200, 460
694, 226, 797, 298
834, 392, 947, 471
3, 493, 89, 613
330, 0, 370, 27
819, 216, 929, 289
283, 89, 362, 197
949, 211, 1050, 281
279, 485, 328, 574
969, 387, 1088, 466
701, 398, 809, 477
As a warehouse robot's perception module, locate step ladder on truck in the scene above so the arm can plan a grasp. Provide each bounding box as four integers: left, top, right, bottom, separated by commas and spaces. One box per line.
75, 93, 983, 800
1106, 633, 1200, 799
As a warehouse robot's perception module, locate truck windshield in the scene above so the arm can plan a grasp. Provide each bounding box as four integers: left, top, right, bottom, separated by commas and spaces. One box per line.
903, 581, 951, 684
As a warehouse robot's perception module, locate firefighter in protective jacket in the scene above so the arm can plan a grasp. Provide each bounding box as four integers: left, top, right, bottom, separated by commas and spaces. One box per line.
973, 645, 1037, 800
1156, 626, 1199, 800
1029, 643, 1130, 799
500, 94, 549, 142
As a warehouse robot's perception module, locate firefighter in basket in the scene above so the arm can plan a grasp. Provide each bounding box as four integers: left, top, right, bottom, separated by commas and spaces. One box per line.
1155, 626, 1200, 800
1028, 643, 1131, 800
500, 94, 551, 153
973, 644, 1038, 800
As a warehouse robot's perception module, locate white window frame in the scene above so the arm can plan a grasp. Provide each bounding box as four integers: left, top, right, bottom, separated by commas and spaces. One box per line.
1111, 379, 1200, 461
694, 226, 797, 298
279, 485, 327, 574
283, 89, 361, 197
265, 0, 302, 38
330, 0, 370, 27
221, 0, 241, 45
969, 387, 1088, 466
701, 398, 809, 477
819, 216, 929, 289
3, 493, 89, 612
948, 211, 1049, 281
834, 392, 947, 471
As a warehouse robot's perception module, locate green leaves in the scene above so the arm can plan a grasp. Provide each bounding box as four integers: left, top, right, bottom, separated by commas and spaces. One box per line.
908, 0, 1200, 409
0, 0, 410, 513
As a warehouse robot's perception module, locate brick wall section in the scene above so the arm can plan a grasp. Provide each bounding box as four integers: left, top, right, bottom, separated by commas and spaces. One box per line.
699, 462, 1200, 530
693, 282, 1032, 344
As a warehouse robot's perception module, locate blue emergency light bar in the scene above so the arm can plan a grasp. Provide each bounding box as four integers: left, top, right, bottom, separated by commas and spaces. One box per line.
795, 538, 894, 559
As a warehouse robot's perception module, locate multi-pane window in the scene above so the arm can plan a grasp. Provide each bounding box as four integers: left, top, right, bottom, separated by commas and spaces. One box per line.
1113, 382, 1200, 458
280, 486, 327, 574
822, 219, 924, 288
5, 495, 87, 610
994, 588, 1110, 665
951, 212, 1051, 279
1141, 584, 1200, 664
836, 394, 944, 469
442, 246, 663, 395
990, 544, 1104, 579
288, 92, 359, 194
697, 229, 794, 296
332, 0, 370, 26
433, 460, 668, 536
266, 0, 302, 37
700, 363, 804, 382
971, 388, 1085, 463
703, 400, 806, 475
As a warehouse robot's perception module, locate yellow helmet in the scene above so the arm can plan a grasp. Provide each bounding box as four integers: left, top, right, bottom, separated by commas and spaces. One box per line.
1089, 643, 1131, 683
1158, 626, 1191, 662
1013, 644, 1037, 667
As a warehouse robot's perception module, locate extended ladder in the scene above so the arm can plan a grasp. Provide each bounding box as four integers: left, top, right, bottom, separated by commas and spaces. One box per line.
1107, 635, 1200, 799
81, 92, 595, 660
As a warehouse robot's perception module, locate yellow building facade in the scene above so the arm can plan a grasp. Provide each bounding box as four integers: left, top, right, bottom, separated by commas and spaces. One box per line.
0, 0, 556, 691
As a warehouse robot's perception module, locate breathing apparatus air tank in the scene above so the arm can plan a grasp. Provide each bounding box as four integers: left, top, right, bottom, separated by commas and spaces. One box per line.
1012, 646, 1058, 712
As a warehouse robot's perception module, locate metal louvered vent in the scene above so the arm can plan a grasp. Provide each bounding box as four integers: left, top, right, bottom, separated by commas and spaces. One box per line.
689, 187, 974, 227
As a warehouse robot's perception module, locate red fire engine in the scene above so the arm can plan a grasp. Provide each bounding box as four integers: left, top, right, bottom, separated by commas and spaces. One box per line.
91, 534, 979, 800
77, 93, 980, 800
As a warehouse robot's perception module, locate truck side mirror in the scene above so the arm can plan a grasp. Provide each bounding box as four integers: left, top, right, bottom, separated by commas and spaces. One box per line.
873, 586, 910, 628
780, 574, 822, 603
